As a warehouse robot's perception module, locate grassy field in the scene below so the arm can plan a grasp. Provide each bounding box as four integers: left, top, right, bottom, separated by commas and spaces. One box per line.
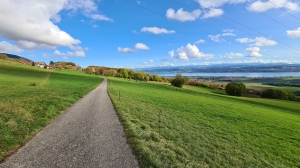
108, 77, 300, 167
0, 60, 102, 161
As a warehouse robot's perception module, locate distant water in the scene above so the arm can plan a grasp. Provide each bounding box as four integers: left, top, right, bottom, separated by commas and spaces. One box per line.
148, 72, 300, 77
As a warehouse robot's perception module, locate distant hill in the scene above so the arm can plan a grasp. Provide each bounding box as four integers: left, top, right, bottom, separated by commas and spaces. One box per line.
1, 53, 34, 62
136, 63, 300, 73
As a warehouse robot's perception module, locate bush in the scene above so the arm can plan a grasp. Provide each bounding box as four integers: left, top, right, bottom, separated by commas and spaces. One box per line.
171, 74, 188, 88
225, 82, 246, 96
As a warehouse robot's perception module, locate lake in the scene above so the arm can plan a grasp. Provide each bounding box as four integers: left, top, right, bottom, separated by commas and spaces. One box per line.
148, 72, 300, 77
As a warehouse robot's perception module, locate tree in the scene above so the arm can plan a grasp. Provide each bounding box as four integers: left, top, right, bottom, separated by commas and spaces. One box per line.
225, 82, 246, 96
31, 62, 35, 66
171, 74, 188, 88
118, 68, 128, 79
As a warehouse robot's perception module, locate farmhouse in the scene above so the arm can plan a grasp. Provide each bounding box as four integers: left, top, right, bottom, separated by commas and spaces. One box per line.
35, 62, 47, 68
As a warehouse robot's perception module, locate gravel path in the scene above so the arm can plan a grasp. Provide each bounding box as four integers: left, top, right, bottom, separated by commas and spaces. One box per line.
0, 79, 139, 168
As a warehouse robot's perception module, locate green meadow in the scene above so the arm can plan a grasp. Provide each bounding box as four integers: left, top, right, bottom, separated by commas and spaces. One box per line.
0, 60, 102, 161
108, 77, 300, 167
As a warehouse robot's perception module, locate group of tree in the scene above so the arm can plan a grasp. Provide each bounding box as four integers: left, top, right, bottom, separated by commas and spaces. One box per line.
49, 61, 79, 70
260, 89, 299, 101
85, 66, 164, 82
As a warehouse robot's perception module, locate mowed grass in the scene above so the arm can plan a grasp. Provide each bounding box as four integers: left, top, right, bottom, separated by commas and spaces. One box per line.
0, 60, 102, 161
108, 77, 300, 167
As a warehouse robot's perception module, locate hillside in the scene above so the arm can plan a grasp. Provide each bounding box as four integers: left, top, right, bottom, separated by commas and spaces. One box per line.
0, 53, 33, 63
108, 77, 300, 167
0, 60, 102, 161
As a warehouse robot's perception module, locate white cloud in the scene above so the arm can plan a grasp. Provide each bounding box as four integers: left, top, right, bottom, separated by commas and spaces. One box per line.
221, 52, 243, 59
117, 47, 135, 53
148, 59, 154, 62
143, 62, 148, 65
166, 8, 201, 22
195, 39, 206, 44
0, 41, 23, 53
168, 50, 175, 57
246, 47, 262, 57
169, 43, 214, 61
287, 27, 300, 37
208, 34, 224, 42
248, 0, 300, 12
51, 14, 62, 23
92, 24, 99, 28
0, 0, 80, 50
89, 14, 113, 22
0, 0, 112, 53
54, 50, 85, 57
118, 43, 150, 53
141, 27, 175, 34
15, 40, 55, 50
134, 43, 150, 50
195, 0, 247, 8
63, 0, 113, 21
222, 33, 236, 36
236, 37, 277, 46
202, 8, 224, 18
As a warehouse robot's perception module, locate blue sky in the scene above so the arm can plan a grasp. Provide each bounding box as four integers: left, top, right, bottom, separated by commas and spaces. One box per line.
0, 0, 300, 68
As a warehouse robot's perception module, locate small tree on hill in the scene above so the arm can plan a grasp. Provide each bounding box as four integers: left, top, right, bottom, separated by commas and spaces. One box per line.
225, 82, 246, 96
171, 74, 188, 88
32, 62, 35, 66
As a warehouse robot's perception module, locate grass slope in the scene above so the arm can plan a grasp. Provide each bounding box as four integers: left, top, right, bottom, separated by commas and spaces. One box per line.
0, 60, 102, 161
108, 77, 300, 167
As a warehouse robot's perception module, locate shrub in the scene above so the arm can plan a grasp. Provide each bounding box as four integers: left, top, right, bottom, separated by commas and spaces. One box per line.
225, 82, 246, 96
171, 74, 188, 88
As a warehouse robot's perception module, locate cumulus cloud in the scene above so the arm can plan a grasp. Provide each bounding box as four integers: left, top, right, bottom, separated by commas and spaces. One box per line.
246, 47, 262, 57
287, 27, 300, 37
168, 43, 214, 61
247, 0, 300, 12
202, 8, 224, 18
0, 0, 81, 49
195, 39, 206, 44
117, 47, 135, 53
166, 8, 201, 22
148, 59, 154, 62
118, 43, 150, 53
221, 52, 243, 59
0, 41, 23, 53
54, 50, 85, 57
0, 0, 112, 52
141, 27, 175, 34
135, 43, 150, 50
236, 37, 277, 46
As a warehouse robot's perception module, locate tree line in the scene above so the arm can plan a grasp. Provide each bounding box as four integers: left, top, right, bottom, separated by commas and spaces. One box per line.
85, 66, 165, 82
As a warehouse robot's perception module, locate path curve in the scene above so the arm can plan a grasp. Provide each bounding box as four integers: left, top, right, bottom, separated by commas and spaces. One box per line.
0, 79, 139, 168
